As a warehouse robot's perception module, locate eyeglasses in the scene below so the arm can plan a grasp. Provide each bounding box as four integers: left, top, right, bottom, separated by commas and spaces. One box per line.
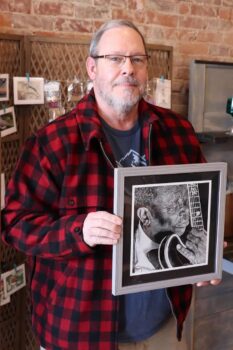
92, 54, 150, 68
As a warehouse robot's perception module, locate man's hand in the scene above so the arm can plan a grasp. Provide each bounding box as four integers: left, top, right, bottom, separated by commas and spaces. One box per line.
83, 211, 122, 247
177, 228, 207, 265
196, 241, 228, 287
177, 233, 227, 287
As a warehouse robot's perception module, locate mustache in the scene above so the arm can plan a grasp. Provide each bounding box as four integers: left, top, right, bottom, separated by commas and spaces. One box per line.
113, 77, 139, 87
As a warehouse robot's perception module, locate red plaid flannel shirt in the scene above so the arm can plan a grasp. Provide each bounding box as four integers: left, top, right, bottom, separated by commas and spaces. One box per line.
2, 90, 205, 350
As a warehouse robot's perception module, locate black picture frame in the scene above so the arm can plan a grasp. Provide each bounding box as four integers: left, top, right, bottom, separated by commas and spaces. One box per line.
112, 162, 227, 295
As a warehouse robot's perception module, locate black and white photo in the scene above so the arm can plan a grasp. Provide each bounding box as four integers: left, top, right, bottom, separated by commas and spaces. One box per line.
112, 162, 227, 295
0, 106, 17, 138
0, 74, 9, 101
1, 173, 6, 210
131, 182, 209, 276
13, 77, 44, 105
2, 264, 26, 297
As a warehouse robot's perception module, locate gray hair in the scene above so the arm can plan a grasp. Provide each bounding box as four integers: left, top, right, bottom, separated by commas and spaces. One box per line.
134, 185, 189, 215
89, 19, 147, 57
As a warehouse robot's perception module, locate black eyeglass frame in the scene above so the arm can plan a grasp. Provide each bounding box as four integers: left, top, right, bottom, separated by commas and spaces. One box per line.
91, 54, 150, 62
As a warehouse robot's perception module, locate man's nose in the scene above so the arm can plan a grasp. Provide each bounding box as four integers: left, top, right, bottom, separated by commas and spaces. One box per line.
121, 57, 135, 75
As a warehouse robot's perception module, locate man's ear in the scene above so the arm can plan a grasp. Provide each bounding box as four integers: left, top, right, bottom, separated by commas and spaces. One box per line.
137, 207, 151, 227
86, 56, 97, 80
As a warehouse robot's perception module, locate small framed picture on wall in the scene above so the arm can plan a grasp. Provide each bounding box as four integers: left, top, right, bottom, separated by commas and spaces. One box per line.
13, 77, 44, 105
0, 74, 9, 101
0, 106, 17, 138
1, 172, 5, 210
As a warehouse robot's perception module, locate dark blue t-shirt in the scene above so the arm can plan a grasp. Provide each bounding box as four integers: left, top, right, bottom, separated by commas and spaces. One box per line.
101, 118, 171, 342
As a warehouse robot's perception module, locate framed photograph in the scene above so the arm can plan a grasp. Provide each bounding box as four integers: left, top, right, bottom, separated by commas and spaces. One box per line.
0, 106, 17, 138
2, 264, 26, 297
1, 173, 5, 210
0, 74, 9, 101
0, 277, 10, 306
112, 162, 227, 295
13, 77, 44, 105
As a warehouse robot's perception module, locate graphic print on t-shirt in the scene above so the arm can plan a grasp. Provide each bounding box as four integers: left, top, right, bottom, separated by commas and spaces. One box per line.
116, 150, 147, 167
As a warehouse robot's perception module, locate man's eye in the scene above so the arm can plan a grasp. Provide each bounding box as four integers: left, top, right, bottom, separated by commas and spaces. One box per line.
132, 57, 144, 64
108, 56, 122, 63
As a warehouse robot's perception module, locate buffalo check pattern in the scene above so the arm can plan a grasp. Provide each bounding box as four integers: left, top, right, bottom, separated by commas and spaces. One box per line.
2, 90, 205, 350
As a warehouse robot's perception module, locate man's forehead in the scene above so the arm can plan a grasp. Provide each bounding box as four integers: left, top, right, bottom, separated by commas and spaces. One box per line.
97, 26, 145, 53
155, 186, 188, 200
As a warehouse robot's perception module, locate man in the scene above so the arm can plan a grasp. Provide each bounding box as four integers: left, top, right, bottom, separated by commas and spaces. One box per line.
1, 20, 220, 350
133, 184, 207, 273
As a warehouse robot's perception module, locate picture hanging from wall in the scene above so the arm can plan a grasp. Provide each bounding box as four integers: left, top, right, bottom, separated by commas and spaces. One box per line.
1, 172, 5, 210
0, 74, 9, 101
0, 277, 10, 306
2, 264, 26, 297
0, 106, 17, 138
13, 77, 44, 105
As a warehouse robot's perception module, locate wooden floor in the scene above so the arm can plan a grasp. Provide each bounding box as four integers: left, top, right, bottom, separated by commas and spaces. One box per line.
191, 270, 233, 350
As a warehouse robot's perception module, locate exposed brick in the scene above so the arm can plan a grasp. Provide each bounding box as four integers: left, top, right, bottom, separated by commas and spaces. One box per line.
196, 31, 223, 43
0, 13, 13, 27
209, 44, 230, 57
54, 18, 92, 33
112, 8, 145, 23
145, 11, 178, 27
222, 0, 233, 6
177, 29, 198, 41
172, 80, 188, 94
179, 16, 206, 29
128, 0, 146, 11
179, 3, 190, 15
223, 33, 233, 46
144, 0, 177, 13
33, 1, 74, 17
12, 13, 53, 31
191, 4, 218, 17
12, 0, 31, 14
0, 0, 233, 118
218, 7, 232, 20
218, 18, 233, 31
143, 25, 167, 44
111, 0, 128, 8
178, 42, 209, 55
173, 66, 189, 80
191, 0, 221, 4
74, 5, 110, 20
0, 0, 14, 11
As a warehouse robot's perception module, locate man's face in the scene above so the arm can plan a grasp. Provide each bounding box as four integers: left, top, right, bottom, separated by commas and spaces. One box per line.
86, 26, 148, 115
141, 186, 190, 242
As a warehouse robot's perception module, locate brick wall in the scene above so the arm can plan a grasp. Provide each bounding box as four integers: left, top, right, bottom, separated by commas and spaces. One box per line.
0, 0, 233, 116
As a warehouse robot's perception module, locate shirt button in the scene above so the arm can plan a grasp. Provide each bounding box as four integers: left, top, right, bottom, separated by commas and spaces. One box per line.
74, 227, 80, 233
68, 198, 75, 206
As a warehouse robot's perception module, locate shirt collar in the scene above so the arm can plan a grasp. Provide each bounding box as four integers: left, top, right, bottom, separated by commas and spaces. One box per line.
75, 89, 161, 151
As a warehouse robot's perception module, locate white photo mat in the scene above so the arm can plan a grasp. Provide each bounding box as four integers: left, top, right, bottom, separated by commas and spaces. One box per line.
2, 264, 26, 297
1, 172, 5, 210
0, 106, 17, 138
13, 77, 44, 105
0, 74, 9, 101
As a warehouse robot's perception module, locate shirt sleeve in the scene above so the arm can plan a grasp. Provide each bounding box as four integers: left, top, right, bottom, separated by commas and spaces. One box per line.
1, 135, 94, 260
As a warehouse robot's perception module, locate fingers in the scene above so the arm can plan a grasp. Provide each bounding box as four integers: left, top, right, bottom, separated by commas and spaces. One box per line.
83, 211, 122, 247
196, 279, 221, 287
188, 227, 207, 238
177, 244, 195, 263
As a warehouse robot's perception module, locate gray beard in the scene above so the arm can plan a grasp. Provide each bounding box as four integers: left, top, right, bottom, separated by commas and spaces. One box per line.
98, 86, 145, 115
